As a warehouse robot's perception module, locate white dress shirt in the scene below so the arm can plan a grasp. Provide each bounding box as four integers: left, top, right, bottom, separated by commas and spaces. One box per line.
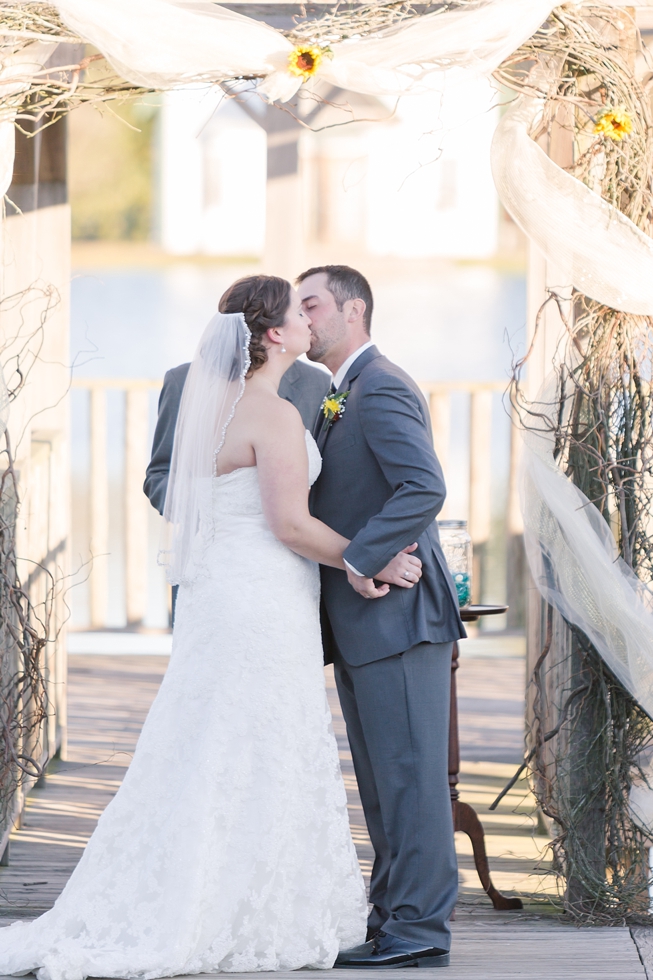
332, 341, 375, 578
332, 340, 374, 391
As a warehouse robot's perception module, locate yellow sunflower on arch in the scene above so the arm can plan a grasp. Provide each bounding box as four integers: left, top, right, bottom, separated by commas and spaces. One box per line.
594, 107, 633, 141
287, 45, 325, 82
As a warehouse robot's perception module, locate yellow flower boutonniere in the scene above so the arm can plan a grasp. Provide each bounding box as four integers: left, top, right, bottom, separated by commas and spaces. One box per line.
322, 390, 349, 429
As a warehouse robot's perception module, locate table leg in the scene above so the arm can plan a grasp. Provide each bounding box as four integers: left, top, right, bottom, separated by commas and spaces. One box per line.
449, 641, 523, 910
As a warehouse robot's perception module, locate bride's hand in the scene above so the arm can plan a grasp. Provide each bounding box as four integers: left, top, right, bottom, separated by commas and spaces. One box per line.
374, 544, 423, 588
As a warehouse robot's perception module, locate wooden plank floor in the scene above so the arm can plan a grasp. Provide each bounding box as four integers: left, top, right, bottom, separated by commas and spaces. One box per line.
0, 648, 646, 978
0, 656, 168, 918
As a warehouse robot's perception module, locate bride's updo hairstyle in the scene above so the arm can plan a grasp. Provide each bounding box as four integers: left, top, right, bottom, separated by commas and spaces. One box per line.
219, 275, 291, 373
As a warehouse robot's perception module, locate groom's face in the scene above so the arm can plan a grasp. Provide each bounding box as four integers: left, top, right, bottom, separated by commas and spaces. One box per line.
298, 273, 347, 363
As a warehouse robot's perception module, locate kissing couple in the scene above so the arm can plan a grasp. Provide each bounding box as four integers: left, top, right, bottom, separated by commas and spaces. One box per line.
0, 266, 465, 978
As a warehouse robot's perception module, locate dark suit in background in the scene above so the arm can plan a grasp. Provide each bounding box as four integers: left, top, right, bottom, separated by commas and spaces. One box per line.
144, 358, 331, 516
310, 344, 465, 953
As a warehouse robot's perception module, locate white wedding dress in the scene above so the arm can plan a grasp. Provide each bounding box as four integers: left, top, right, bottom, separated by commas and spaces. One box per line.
0, 432, 367, 980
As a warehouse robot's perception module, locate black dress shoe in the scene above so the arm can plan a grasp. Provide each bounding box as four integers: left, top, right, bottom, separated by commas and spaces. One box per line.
335, 931, 450, 969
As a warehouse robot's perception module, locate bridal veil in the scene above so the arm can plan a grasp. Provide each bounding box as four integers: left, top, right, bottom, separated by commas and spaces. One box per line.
159, 310, 251, 585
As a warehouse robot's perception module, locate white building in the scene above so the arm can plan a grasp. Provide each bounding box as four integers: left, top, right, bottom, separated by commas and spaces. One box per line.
159, 87, 266, 257
158, 74, 499, 263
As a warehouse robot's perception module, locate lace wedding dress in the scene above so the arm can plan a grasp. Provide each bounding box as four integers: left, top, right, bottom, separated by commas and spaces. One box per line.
0, 432, 367, 980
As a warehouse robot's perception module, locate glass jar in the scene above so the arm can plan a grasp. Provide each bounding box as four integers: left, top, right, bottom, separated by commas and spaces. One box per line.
437, 519, 472, 608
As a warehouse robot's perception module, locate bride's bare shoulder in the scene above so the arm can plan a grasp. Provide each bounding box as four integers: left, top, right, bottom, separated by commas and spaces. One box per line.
240, 388, 303, 434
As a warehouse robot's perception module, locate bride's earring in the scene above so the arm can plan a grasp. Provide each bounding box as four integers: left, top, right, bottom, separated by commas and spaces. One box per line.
281, 346, 286, 353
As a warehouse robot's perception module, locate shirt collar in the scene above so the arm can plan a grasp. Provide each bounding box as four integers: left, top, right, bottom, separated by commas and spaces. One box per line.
333, 341, 374, 390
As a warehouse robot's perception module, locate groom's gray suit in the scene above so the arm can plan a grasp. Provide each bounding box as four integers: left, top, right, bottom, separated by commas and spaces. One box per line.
310, 344, 465, 952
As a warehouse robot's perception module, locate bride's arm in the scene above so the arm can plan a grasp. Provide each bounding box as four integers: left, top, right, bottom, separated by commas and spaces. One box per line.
255, 398, 369, 564
256, 400, 425, 597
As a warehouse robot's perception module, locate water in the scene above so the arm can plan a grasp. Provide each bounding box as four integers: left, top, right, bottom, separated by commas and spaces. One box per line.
70, 261, 526, 629
71, 262, 526, 381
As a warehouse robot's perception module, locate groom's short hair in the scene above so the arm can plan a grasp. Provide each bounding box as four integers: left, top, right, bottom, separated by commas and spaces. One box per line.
296, 265, 373, 334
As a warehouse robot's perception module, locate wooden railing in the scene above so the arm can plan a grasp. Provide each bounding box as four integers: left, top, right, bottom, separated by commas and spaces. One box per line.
72, 377, 523, 630
423, 381, 524, 624
72, 378, 162, 629
422, 379, 518, 533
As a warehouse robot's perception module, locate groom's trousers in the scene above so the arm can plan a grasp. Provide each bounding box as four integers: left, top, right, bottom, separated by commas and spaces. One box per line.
333, 641, 458, 952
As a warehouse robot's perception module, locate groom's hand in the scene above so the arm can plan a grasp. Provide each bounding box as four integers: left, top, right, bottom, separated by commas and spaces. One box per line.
345, 566, 391, 600
345, 544, 423, 598
375, 543, 423, 588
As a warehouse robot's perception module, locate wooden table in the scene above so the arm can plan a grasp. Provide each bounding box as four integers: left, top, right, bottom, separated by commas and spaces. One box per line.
449, 604, 523, 910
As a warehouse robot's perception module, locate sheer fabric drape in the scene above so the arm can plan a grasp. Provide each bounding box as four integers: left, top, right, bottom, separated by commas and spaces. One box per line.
520, 386, 653, 721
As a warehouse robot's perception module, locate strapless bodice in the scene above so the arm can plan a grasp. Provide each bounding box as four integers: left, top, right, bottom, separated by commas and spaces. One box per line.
208, 429, 322, 519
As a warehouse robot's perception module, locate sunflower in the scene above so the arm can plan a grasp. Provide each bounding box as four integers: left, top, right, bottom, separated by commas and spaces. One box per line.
287, 45, 324, 81
593, 107, 633, 141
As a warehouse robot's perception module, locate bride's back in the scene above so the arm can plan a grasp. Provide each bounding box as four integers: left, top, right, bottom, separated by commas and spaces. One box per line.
215, 384, 285, 477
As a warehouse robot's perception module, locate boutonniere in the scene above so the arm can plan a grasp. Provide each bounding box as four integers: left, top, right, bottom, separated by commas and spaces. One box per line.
321, 390, 350, 430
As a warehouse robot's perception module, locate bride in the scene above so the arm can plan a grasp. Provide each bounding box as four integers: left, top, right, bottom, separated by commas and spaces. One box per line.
0, 275, 421, 979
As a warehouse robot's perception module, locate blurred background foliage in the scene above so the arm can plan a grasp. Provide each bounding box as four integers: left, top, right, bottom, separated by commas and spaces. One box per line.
69, 97, 158, 241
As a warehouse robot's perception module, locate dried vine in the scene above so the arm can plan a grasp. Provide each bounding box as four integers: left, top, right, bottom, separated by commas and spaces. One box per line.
286, 0, 447, 46
0, 1, 484, 135
503, 6, 653, 921
0, 432, 51, 791
0, 2, 151, 134
0, 282, 62, 839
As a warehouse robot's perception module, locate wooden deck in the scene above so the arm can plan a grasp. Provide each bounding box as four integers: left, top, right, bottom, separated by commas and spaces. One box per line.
0, 646, 649, 978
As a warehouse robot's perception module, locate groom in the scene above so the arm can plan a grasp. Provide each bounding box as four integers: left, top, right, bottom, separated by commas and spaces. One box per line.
298, 265, 465, 968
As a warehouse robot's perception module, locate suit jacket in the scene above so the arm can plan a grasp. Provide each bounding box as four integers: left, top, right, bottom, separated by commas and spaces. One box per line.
310, 345, 465, 666
144, 358, 331, 515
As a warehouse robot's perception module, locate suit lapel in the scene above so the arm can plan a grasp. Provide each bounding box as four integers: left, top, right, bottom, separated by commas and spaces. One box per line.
313, 411, 325, 443
316, 400, 332, 452
314, 381, 334, 446
317, 346, 381, 454
338, 345, 380, 392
